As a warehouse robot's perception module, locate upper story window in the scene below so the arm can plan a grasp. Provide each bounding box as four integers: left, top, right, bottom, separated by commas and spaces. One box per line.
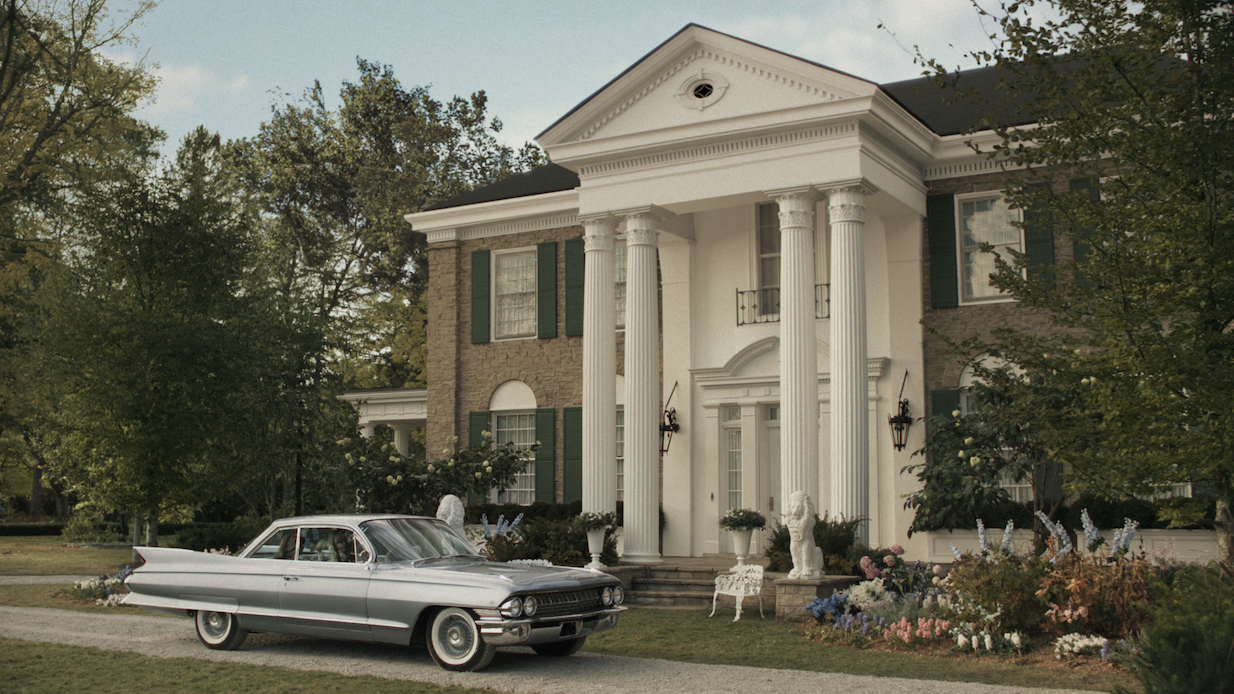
493, 249, 537, 339
614, 240, 627, 330
756, 203, 780, 297
958, 194, 1023, 303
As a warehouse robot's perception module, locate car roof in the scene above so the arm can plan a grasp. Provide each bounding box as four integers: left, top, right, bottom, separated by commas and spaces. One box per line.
268, 514, 435, 526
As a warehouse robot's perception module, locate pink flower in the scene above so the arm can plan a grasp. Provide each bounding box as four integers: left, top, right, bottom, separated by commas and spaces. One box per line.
884, 555, 897, 567
891, 544, 905, 555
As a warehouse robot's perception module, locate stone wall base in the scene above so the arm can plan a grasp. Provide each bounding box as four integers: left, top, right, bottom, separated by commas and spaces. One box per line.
774, 575, 862, 622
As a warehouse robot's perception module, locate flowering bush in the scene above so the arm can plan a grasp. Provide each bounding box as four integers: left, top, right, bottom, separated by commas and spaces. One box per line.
950, 622, 1026, 656
1035, 528, 1153, 638
67, 566, 133, 606
718, 508, 766, 531
1053, 632, 1109, 659
573, 511, 616, 532
485, 517, 617, 566
805, 591, 849, 622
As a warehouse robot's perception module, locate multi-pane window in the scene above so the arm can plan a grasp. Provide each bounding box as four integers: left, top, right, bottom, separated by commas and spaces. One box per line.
614, 240, 627, 330
493, 412, 536, 504
756, 203, 780, 315
615, 408, 625, 502
494, 250, 537, 339
724, 406, 742, 509
959, 195, 1022, 302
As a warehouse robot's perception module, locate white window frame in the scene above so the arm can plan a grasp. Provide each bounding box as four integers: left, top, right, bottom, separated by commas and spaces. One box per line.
955, 192, 1024, 305
492, 247, 537, 340
614, 239, 627, 331
722, 406, 742, 509
615, 407, 625, 502
491, 411, 536, 505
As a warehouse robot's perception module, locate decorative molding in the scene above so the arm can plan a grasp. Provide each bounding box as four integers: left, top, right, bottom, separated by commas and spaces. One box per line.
828, 203, 864, 224
578, 123, 856, 177
923, 157, 1022, 181
674, 68, 729, 111
424, 213, 580, 244
578, 48, 850, 142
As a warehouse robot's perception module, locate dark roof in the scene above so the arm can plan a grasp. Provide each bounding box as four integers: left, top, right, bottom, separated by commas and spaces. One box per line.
423, 163, 580, 211
880, 65, 1040, 137
425, 28, 1050, 212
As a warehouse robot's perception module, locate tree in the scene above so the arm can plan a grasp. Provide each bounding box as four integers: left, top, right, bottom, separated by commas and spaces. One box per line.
33, 128, 280, 545
920, 0, 1234, 567
222, 60, 544, 516
0, 0, 158, 519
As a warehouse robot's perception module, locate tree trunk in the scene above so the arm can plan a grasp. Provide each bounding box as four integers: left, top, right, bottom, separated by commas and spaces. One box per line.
1216, 496, 1233, 572
130, 515, 143, 566
29, 464, 42, 520
144, 508, 160, 547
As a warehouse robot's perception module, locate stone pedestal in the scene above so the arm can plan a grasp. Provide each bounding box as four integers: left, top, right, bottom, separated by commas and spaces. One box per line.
774, 575, 863, 622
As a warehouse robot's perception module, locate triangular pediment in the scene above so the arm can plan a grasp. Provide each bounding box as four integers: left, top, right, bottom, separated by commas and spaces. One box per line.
538, 24, 878, 148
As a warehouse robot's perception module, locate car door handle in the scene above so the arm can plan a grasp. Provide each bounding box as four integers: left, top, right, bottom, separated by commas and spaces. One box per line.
283, 576, 298, 582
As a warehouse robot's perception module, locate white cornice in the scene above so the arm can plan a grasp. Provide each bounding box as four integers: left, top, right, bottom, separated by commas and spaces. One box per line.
405, 189, 580, 244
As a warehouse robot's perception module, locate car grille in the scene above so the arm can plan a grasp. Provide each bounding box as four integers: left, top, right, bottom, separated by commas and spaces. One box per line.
532, 588, 604, 620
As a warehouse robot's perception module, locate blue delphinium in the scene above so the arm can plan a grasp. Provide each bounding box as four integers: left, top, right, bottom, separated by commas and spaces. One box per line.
1035, 510, 1073, 562
1000, 520, 1015, 553
1111, 517, 1139, 555
806, 590, 849, 621
1080, 508, 1104, 552
976, 518, 989, 554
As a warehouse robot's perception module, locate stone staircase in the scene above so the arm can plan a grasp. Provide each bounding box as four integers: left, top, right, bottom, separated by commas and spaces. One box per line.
624, 557, 781, 610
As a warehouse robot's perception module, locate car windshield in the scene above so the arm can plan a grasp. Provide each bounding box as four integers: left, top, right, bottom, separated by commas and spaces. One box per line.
359, 518, 480, 563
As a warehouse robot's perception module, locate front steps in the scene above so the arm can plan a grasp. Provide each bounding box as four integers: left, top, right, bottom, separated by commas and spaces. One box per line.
623, 558, 781, 611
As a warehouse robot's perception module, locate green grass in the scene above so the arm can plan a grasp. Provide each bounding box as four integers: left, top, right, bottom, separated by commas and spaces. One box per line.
1, 638, 503, 694
0, 536, 134, 575
586, 608, 1136, 692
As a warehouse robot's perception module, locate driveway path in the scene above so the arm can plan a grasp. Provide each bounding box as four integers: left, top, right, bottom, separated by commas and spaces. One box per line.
0, 604, 1097, 694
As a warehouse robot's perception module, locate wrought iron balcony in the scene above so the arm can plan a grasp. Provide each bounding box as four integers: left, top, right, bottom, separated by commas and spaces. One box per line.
735, 285, 829, 326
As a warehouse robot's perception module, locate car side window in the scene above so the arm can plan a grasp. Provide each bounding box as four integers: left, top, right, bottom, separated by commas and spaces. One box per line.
298, 527, 361, 562
250, 528, 298, 560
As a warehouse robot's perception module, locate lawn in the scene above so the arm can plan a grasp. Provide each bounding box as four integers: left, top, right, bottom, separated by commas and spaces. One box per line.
0, 582, 1137, 692
0, 536, 134, 576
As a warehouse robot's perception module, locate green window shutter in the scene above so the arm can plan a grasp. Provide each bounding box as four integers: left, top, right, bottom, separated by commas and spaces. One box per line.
1023, 184, 1054, 283
468, 411, 489, 449
534, 408, 556, 503
537, 242, 557, 339
926, 194, 959, 308
1069, 178, 1098, 287
564, 237, 585, 337
930, 390, 961, 422
562, 407, 583, 504
1034, 462, 1065, 504
470, 250, 491, 344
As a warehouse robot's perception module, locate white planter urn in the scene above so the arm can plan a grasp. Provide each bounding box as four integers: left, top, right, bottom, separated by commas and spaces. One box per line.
585, 528, 606, 570
729, 528, 753, 566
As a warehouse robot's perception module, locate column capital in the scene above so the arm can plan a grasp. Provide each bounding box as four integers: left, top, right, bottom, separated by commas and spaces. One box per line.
614, 204, 674, 223
764, 186, 819, 203
582, 215, 618, 252
822, 178, 879, 198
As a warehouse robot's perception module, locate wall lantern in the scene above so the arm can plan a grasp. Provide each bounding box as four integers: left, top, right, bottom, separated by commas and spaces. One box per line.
888, 371, 913, 452
660, 382, 681, 454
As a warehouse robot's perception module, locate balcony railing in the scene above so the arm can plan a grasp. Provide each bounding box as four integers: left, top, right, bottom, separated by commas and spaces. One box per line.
735, 285, 829, 326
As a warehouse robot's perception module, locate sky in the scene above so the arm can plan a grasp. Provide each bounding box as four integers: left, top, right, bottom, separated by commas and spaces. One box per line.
111, 0, 1017, 156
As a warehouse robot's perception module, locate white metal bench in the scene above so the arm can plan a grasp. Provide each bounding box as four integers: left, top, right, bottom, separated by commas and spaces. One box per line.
709, 564, 764, 621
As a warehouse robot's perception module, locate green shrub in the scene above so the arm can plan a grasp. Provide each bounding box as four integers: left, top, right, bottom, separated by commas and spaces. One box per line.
60, 516, 122, 544
940, 551, 1052, 633
1116, 568, 1234, 694
765, 514, 861, 573
485, 517, 617, 567
171, 523, 256, 552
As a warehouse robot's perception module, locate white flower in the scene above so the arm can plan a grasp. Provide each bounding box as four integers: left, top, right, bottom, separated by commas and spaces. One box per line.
952, 410, 961, 417
1012, 632, 1023, 649
958, 633, 968, 649
964, 437, 975, 445
971, 635, 979, 651
958, 450, 966, 458
985, 634, 994, 651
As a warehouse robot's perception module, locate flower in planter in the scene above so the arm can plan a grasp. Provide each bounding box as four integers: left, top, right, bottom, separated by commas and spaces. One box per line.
718, 507, 766, 531
573, 511, 616, 532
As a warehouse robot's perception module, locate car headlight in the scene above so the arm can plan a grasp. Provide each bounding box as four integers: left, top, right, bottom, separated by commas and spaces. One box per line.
499, 596, 523, 619
602, 586, 614, 606
612, 586, 624, 605
522, 595, 537, 617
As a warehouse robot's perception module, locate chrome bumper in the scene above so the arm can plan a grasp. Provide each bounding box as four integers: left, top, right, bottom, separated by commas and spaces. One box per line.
477, 607, 624, 646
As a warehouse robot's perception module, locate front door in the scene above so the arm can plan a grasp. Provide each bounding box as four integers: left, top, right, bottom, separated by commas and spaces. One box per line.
762, 405, 781, 528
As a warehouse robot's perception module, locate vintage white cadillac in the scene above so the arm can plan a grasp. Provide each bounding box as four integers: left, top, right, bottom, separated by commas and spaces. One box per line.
123, 514, 624, 671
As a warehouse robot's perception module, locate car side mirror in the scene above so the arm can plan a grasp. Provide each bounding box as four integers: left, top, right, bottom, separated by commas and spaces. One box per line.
358, 549, 372, 564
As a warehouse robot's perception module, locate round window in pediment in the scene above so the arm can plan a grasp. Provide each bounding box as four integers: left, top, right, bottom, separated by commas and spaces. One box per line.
675, 71, 728, 111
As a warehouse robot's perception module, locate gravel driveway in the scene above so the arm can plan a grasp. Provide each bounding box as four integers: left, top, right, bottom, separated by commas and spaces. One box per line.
0, 603, 1098, 694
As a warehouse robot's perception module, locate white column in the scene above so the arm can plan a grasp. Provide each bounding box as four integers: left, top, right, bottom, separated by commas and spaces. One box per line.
581, 215, 618, 515
828, 185, 870, 544
774, 191, 820, 517
392, 425, 410, 457
622, 210, 661, 564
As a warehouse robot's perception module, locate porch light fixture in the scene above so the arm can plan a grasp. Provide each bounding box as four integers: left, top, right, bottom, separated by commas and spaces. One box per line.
660, 382, 681, 455
888, 370, 913, 452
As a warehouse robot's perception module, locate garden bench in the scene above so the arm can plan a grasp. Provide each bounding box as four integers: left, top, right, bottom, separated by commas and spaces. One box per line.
709, 563, 764, 621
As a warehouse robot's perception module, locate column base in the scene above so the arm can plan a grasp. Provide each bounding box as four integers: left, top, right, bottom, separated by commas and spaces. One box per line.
619, 552, 662, 565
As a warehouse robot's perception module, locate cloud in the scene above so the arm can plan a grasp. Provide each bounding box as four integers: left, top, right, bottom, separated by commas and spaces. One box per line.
144, 63, 252, 116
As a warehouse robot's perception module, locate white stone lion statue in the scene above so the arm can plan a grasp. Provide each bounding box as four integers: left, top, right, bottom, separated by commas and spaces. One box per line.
786, 491, 824, 580
436, 494, 465, 536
